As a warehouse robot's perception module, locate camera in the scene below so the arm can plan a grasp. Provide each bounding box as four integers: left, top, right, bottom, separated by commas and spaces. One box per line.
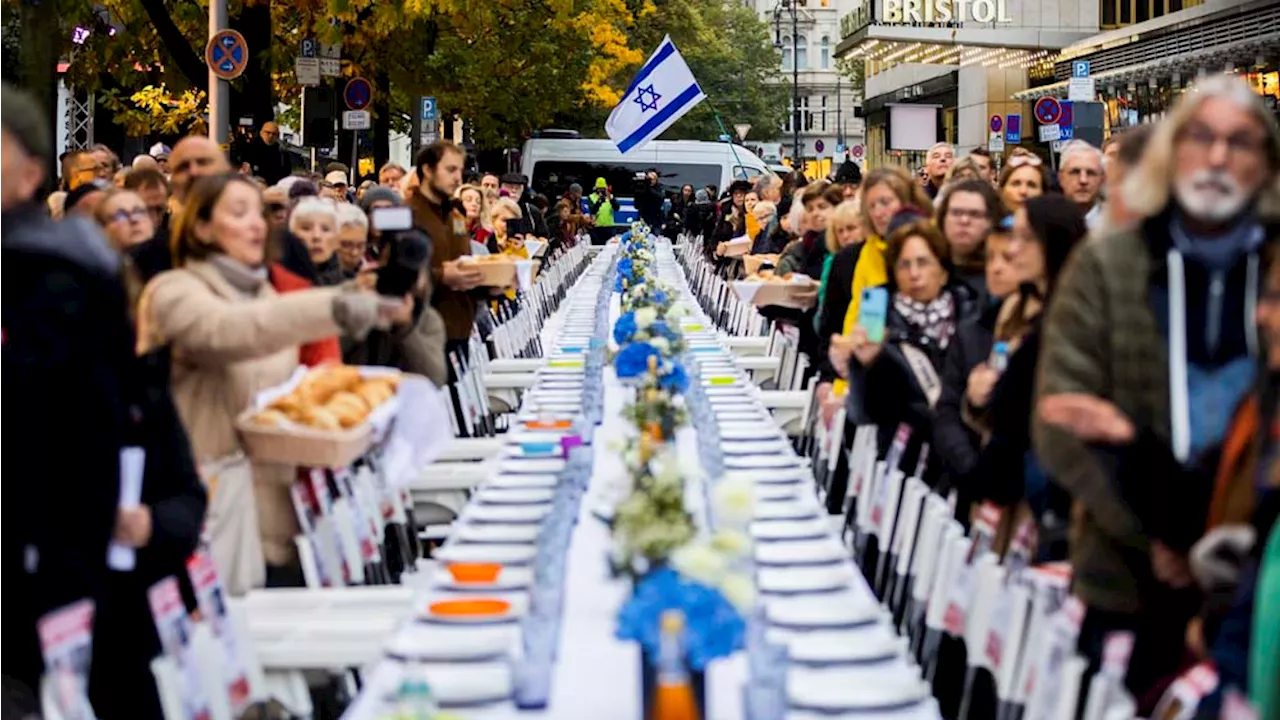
371, 207, 432, 297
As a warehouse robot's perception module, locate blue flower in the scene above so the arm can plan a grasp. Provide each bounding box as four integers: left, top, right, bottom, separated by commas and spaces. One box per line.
620, 231, 633, 243
615, 342, 660, 379
617, 257, 635, 279
649, 320, 676, 341
613, 312, 638, 345
658, 362, 689, 394
616, 568, 745, 671
652, 290, 669, 307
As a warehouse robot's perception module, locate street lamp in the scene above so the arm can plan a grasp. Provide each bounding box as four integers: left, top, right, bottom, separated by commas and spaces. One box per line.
774, 0, 800, 168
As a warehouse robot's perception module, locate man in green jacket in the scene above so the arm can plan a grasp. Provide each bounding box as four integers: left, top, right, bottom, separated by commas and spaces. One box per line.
1034, 73, 1280, 708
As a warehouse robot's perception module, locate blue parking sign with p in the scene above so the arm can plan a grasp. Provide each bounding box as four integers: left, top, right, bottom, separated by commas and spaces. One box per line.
1073, 61, 1090, 78
421, 97, 438, 122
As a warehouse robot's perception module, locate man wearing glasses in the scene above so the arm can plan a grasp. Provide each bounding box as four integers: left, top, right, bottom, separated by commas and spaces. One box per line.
242, 121, 290, 185
1058, 140, 1106, 228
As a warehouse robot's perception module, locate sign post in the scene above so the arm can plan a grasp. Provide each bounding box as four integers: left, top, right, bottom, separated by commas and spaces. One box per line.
734, 123, 752, 141
1005, 114, 1022, 144
205, 21, 246, 147
343, 78, 373, 184
419, 96, 439, 149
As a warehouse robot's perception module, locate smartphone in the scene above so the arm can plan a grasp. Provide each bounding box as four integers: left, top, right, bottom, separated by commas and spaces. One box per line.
857, 287, 889, 343
371, 206, 413, 232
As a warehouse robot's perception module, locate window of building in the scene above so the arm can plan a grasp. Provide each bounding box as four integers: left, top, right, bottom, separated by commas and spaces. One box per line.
796, 34, 808, 70
785, 97, 812, 133
820, 36, 831, 69
821, 96, 828, 131
782, 36, 793, 70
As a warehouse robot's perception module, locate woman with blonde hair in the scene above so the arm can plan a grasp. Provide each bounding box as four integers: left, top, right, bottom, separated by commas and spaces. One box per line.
490, 196, 528, 258
137, 173, 401, 590
998, 151, 1049, 212
457, 183, 495, 254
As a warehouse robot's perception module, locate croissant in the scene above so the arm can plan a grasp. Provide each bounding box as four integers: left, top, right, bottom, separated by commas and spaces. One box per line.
299, 406, 341, 431
299, 366, 362, 405
251, 409, 291, 427
355, 381, 393, 409
326, 393, 370, 428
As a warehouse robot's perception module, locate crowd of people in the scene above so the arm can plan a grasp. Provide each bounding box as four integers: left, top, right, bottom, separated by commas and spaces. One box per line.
4, 68, 1279, 720
0, 78, 601, 718
689, 73, 1278, 718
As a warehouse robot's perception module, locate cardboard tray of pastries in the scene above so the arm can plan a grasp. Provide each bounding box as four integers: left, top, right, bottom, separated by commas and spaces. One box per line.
458, 254, 517, 287
722, 236, 752, 258
235, 365, 402, 467
731, 272, 817, 310
743, 253, 780, 275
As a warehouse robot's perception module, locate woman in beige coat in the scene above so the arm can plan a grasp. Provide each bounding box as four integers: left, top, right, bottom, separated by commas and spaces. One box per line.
138, 173, 392, 589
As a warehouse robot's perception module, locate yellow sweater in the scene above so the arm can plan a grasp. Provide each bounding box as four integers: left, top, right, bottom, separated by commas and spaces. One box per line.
834, 235, 888, 395
745, 212, 761, 243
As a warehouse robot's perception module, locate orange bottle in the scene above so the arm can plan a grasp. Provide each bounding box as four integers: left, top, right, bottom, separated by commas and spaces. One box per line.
652, 610, 700, 720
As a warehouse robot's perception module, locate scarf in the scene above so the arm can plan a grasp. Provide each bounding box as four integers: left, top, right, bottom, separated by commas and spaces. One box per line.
208, 253, 268, 296
893, 291, 956, 350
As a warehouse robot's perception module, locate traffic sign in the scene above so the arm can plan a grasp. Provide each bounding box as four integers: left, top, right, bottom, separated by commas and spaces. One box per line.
734, 123, 752, 140
1034, 97, 1062, 126
344, 77, 372, 111
990, 115, 1003, 133
1038, 123, 1062, 143
1059, 100, 1074, 140
300, 37, 318, 58
1005, 115, 1022, 144
1072, 60, 1090, 78
206, 30, 248, 80
342, 110, 371, 131
319, 42, 341, 77
836, 144, 846, 155
421, 96, 438, 122
988, 132, 1005, 153
815, 139, 825, 154
1068, 76, 1096, 102
295, 57, 320, 86
852, 144, 864, 158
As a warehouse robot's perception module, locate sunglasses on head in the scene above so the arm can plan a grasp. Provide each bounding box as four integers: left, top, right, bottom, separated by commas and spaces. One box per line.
1007, 154, 1044, 168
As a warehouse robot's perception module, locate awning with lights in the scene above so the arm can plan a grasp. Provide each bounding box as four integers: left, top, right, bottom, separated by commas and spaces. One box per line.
835, 24, 1094, 69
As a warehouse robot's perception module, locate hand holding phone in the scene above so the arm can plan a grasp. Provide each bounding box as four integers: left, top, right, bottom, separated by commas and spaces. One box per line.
857, 287, 889, 344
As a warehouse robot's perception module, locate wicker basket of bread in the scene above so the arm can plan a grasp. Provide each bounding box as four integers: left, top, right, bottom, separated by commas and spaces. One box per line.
731, 271, 818, 310
236, 365, 401, 468
457, 254, 517, 287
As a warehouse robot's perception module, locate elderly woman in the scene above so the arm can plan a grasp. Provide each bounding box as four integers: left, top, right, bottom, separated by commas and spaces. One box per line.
289, 197, 344, 286
94, 189, 156, 250
491, 196, 529, 258
137, 173, 394, 590
335, 202, 370, 280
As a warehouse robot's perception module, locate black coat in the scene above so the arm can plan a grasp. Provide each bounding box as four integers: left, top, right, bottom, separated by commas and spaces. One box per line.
933, 298, 999, 497
516, 195, 549, 238
1, 207, 133, 691
635, 183, 665, 229
847, 281, 980, 483
127, 213, 173, 284
241, 138, 290, 185
712, 200, 745, 244
90, 350, 207, 720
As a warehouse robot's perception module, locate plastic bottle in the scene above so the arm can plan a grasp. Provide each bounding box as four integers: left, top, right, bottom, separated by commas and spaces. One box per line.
394, 663, 438, 719
652, 610, 699, 720
991, 342, 1010, 374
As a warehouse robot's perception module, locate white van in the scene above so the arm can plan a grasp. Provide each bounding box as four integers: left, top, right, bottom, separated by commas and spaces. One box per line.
519, 136, 771, 226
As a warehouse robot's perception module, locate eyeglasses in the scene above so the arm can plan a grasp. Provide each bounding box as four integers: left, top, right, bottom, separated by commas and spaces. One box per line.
107, 208, 149, 224
1007, 154, 1044, 169
1178, 124, 1266, 157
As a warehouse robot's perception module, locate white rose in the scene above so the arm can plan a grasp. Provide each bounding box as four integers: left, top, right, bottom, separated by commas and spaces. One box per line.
710, 528, 752, 558
635, 307, 658, 329
650, 337, 671, 355
711, 476, 755, 529
672, 543, 727, 587
718, 573, 757, 612
667, 304, 689, 319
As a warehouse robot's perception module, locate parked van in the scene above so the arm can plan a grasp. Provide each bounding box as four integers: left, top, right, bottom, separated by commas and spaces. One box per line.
520, 137, 772, 227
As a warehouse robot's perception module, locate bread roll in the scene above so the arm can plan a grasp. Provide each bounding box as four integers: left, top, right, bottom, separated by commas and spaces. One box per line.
251, 409, 291, 427
300, 406, 341, 431
326, 393, 369, 428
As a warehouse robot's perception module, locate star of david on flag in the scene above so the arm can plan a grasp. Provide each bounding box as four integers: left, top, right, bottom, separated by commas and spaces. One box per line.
606, 36, 706, 154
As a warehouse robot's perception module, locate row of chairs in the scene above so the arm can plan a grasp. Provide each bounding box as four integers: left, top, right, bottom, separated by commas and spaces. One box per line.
678, 237, 1153, 720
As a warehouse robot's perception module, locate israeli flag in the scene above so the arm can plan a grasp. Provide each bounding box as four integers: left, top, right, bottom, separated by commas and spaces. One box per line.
606, 36, 706, 154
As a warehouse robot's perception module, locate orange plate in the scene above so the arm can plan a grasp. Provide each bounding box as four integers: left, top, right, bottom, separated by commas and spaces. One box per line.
428, 598, 511, 617
525, 420, 572, 430
446, 563, 502, 583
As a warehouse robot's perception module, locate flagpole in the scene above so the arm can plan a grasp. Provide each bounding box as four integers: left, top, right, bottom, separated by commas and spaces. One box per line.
709, 106, 749, 184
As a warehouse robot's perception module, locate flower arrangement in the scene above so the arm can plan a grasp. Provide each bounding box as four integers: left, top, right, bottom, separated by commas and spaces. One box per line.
610, 445, 696, 577
616, 567, 746, 671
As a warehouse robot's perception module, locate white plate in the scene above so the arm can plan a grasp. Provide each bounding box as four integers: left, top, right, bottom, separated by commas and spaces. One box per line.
766, 592, 883, 629
755, 484, 800, 502
757, 565, 855, 595
485, 474, 560, 489
717, 412, 772, 424
475, 487, 555, 506
435, 543, 537, 565
431, 565, 535, 592
711, 403, 762, 415
755, 499, 822, 521
537, 366, 584, 376
454, 522, 542, 544
529, 403, 582, 414
527, 391, 583, 403
464, 504, 551, 524
719, 427, 785, 442
755, 539, 847, 567
787, 666, 931, 712
384, 622, 517, 661
499, 458, 567, 474
501, 443, 564, 459
751, 518, 828, 542
375, 661, 514, 707
705, 387, 751, 397
725, 454, 804, 470
775, 630, 908, 666
726, 468, 810, 485
723, 440, 791, 456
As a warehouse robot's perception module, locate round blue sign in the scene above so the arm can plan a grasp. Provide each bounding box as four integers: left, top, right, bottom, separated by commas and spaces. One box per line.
990, 115, 1002, 133
344, 77, 373, 111
1034, 97, 1062, 126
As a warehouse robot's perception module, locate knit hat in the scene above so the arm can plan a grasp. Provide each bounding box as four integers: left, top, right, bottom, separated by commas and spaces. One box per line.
359, 186, 401, 213
1, 82, 51, 161
695, 189, 710, 203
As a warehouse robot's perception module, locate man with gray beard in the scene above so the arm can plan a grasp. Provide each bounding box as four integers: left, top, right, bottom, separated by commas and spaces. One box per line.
1032, 73, 1279, 709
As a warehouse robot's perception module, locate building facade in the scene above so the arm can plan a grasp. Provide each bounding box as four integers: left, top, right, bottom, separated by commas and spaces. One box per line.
749, 0, 867, 165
